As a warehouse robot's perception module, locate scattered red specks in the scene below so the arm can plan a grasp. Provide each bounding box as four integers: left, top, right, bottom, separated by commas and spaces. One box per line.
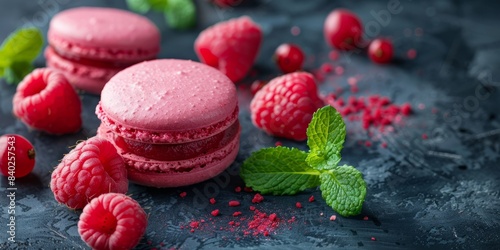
348, 78, 359, 93
295, 202, 302, 208
287, 216, 296, 223
418, 103, 426, 110
422, 133, 428, 140
363, 216, 369, 221
400, 103, 412, 115
247, 210, 280, 236
233, 211, 242, 217
229, 201, 241, 207
275, 141, 282, 147
249, 206, 256, 211
210, 198, 216, 204
291, 26, 301, 36
330, 215, 337, 221
320, 62, 333, 73
229, 221, 236, 226
250, 80, 267, 95
335, 66, 344, 75
234, 186, 242, 193
244, 187, 253, 192
381, 142, 388, 148
365, 141, 372, 147
211, 209, 220, 217
179, 192, 187, 198
371, 237, 377, 241
329, 50, 339, 61
407, 49, 417, 59
252, 193, 264, 203
190, 221, 200, 229
308, 195, 315, 202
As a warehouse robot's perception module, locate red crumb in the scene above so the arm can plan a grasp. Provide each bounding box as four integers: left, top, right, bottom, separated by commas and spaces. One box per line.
229, 221, 235, 226
249, 206, 256, 211
295, 202, 302, 208
422, 133, 428, 140
211, 209, 220, 217
330, 215, 337, 221
229, 201, 241, 207
190, 221, 200, 229
233, 211, 242, 217
371, 237, 377, 241
252, 193, 264, 203
365, 141, 372, 147
275, 141, 282, 147
179, 192, 187, 198
308, 195, 315, 202
418, 103, 425, 110
335, 66, 344, 75
400, 103, 412, 115
209, 198, 216, 204
234, 186, 242, 193
247, 210, 280, 236
407, 49, 417, 59
329, 50, 339, 61
363, 216, 369, 221
320, 63, 333, 73
381, 142, 388, 148
244, 187, 253, 192
291, 26, 301, 36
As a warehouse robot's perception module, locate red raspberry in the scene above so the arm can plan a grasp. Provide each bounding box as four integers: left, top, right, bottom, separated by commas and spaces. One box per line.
12, 68, 82, 134
194, 16, 262, 83
50, 137, 128, 209
0, 134, 36, 178
274, 43, 305, 73
368, 38, 394, 64
324, 9, 363, 50
250, 72, 324, 141
78, 193, 147, 250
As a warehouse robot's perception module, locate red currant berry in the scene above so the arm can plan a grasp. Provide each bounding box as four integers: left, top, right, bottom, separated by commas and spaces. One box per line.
324, 9, 363, 50
0, 134, 36, 178
368, 38, 393, 64
274, 43, 305, 73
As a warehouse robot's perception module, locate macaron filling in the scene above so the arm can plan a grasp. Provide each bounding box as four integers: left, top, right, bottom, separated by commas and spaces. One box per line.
96, 103, 239, 144
105, 121, 240, 161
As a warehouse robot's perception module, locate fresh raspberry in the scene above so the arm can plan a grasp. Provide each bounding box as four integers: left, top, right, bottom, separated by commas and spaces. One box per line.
250, 72, 324, 141
368, 38, 394, 64
274, 43, 305, 73
12, 68, 82, 134
50, 137, 128, 209
194, 16, 262, 83
78, 193, 147, 250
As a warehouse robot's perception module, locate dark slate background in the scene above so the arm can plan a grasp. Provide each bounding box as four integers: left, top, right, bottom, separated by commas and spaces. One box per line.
1, 0, 500, 249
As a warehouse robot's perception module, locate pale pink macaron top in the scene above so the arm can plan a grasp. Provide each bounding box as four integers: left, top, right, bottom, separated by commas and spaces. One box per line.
96, 59, 238, 144
48, 7, 160, 61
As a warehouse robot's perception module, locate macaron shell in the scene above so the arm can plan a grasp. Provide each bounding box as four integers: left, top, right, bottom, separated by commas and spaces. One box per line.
99, 59, 238, 143
48, 7, 160, 61
97, 122, 241, 188
45, 47, 124, 94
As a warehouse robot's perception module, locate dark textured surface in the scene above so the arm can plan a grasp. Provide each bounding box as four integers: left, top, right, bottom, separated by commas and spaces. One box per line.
1, 0, 500, 249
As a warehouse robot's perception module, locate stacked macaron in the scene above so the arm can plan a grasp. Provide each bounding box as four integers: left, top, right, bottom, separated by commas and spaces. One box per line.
45, 7, 160, 94
96, 59, 240, 187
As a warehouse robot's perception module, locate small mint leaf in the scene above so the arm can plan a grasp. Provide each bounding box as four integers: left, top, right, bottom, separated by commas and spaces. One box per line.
4, 61, 33, 84
149, 0, 168, 11
240, 147, 321, 195
0, 67, 4, 77
319, 165, 366, 216
306, 106, 346, 170
0, 28, 43, 63
164, 0, 196, 30
126, 0, 151, 13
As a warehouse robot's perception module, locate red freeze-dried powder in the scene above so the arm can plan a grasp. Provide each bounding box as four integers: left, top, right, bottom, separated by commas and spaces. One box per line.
324, 94, 412, 131
244, 210, 280, 236
252, 193, 264, 203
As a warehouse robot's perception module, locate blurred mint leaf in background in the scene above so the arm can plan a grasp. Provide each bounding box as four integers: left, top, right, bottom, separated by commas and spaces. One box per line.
126, 0, 196, 30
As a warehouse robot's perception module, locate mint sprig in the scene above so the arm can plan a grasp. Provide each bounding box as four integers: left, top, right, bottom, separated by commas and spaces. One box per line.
126, 0, 196, 30
0, 28, 43, 84
241, 106, 367, 216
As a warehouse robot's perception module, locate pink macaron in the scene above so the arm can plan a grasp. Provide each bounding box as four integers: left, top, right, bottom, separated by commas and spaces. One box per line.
45, 7, 160, 94
96, 59, 240, 188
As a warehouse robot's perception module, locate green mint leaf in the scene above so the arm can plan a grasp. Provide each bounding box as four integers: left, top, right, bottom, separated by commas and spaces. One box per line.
164, 0, 196, 29
319, 165, 366, 216
149, 0, 168, 11
240, 147, 321, 195
126, 0, 151, 13
0, 28, 43, 63
0, 67, 4, 77
4, 61, 33, 84
306, 106, 346, 170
